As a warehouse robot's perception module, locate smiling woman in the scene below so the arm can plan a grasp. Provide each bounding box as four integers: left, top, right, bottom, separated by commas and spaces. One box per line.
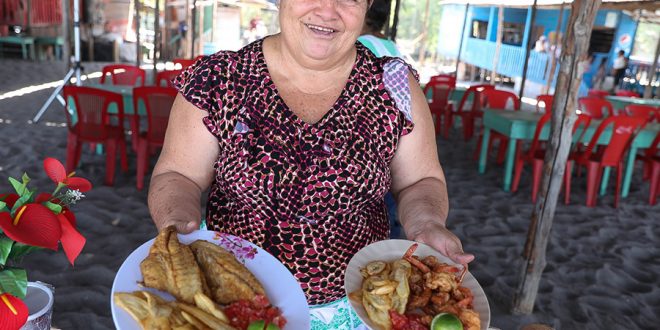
147, 0, 472, 328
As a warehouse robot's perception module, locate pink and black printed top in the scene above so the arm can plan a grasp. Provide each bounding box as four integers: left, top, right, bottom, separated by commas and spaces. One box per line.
174, 39, 416, 305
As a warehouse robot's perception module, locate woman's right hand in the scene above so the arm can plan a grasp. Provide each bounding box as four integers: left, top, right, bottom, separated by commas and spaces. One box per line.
155, 215, 201, 234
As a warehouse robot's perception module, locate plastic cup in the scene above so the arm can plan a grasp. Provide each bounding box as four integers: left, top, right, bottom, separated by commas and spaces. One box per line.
20, 282, 54, 330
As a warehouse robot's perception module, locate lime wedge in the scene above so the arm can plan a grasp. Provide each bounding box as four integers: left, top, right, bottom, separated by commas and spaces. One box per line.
247, 320, 266, 330
431, 313, 463, 330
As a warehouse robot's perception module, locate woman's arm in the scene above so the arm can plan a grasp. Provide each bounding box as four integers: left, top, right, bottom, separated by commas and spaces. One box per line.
148, 94, 219, 233
390, 72, 474, 265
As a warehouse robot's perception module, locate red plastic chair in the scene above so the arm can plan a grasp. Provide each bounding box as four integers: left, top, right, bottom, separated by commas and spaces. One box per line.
62, 86, 129, 186
133, 87, 178, 190
475, 89, 521, 164
535, 94, 554, 113
428, 74, 456, 88
423, 81, 454, 136
155, 69, 182, 87
569, 116, 647, 207
100, 64, 146, 86
512, 114, 591, 203
624, 104, 657, 121
578, 97, 613, 118
449, 84, 495, 140
615, 90, 639, 98
173, 58, 196, 70
587, 89, 610, 99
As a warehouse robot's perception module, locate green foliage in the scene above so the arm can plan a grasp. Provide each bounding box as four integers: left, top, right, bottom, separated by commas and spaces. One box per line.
0, 237, 13, 265
0, 268, 27, 298
8, 243, 42, 260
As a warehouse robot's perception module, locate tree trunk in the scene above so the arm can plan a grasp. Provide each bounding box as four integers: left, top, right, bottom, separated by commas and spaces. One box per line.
544, 2, 565, 95
491, 5, 504, 85
512, 0, 601, 315
135, 0, 141, 66
644, 36, 660, 99
390, 0, 401, 42
455, 4, 470, 77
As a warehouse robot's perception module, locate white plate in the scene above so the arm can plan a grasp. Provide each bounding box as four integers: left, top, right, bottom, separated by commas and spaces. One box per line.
344, 239, 490, 330
111, 230, 310, 329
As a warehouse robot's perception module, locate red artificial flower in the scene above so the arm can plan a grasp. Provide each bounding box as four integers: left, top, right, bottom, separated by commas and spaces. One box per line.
0, 204, 62, 251
0, 293, 28, 330
0, 194, 19, 208
57, 210, 85, 265
43, 158, 92, 192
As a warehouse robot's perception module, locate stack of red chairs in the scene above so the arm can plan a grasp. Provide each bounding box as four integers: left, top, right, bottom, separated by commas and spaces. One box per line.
428, 74, 456, 88
624, 105, 657, 122
641, 132, 660, 205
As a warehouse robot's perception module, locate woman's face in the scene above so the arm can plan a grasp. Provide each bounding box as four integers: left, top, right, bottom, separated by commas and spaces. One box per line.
278, 0, 369, 62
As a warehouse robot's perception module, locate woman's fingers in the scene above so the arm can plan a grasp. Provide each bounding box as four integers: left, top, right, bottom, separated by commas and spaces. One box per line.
157, 219, 199, 234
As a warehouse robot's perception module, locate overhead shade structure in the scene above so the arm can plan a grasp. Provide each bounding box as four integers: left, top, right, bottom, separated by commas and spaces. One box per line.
440, 0, 660, 9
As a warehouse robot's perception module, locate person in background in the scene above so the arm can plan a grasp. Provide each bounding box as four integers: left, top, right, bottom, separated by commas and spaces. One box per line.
612, 50, 628, 90
593, 58, 607, 90
534, 35, 549, 53
149, 0, 473, 328
357, 0, 402, 58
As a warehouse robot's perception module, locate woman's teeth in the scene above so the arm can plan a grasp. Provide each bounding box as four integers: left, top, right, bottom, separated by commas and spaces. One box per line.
306, 24, 335, 34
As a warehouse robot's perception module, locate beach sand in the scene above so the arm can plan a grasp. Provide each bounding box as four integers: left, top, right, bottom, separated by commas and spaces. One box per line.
0, 59, 657, 330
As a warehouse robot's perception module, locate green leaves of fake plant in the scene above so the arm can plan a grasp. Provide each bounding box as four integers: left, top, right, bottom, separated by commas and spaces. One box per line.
8, 173, 36, 217
0, 268, 27, 299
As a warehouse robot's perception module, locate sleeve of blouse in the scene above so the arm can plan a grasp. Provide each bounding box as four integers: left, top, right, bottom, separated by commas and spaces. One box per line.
172, 54, 230, 132
382, 58, 419, 136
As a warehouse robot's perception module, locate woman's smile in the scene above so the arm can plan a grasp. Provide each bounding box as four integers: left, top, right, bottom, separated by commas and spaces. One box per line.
304, 23, 339, 38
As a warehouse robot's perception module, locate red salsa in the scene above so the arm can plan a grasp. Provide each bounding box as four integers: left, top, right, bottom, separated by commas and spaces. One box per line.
224, 295, 287, 330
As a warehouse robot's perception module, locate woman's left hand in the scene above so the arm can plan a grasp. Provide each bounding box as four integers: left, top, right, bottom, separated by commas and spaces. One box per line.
406, 219, 475, 265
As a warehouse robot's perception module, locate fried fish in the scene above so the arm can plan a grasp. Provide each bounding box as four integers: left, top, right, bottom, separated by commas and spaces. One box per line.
190, 240, 266, 304
140, 226, 209, 304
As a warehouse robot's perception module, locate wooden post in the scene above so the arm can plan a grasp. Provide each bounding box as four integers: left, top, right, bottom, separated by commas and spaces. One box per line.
136, 0, 141, 66
644, 36, 660, 99
391, 0, 401, 42
544, 2, 565, 94
154, 0, 160, 76
61, 0, 70, 65
512, 0, 601, 315
490, 5, 504, 84
417, 0, 431, 66
190, 0, 196, 58
455, 4, 470, 77
519, 0, 538, 99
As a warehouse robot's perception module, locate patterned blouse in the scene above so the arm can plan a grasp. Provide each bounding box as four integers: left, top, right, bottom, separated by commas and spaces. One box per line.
174, 39, 415, 305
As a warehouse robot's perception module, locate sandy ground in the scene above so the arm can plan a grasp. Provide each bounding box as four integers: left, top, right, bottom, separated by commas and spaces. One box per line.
0, 59, 658, 330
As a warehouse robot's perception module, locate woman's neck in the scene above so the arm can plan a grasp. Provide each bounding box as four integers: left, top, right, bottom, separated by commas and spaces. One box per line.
265, 34, 356, 82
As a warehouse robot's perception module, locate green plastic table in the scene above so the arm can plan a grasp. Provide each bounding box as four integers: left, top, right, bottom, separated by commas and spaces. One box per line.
477, 108, 660, 198
0, 36, 36, 60
605, 95, 660, 113
86, 83, 143, 116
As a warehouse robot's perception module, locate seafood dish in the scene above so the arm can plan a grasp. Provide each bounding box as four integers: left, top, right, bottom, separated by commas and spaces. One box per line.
350, 243, 480, 330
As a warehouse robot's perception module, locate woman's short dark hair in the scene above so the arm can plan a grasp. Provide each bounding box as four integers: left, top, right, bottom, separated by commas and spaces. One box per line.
364, 0, 390, 32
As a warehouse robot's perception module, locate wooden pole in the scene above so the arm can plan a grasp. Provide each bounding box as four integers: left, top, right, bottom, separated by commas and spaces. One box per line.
190, 0, 196, 58
490, 5, 504, 85
512, 0, 601, 315
417, 0, 431, 66
544, 2, 565, 94
643, 36, 660, 99
455, 3, 470, 77
417, 0, 431, 65
61, 0, 70, 65
136, 0, 141, 66
391, 0, 401, 42
154, 0, 161, 75
519, 0, 538, 99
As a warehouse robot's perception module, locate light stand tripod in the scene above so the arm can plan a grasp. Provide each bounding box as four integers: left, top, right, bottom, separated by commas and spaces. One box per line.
33, 0, 84, 123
